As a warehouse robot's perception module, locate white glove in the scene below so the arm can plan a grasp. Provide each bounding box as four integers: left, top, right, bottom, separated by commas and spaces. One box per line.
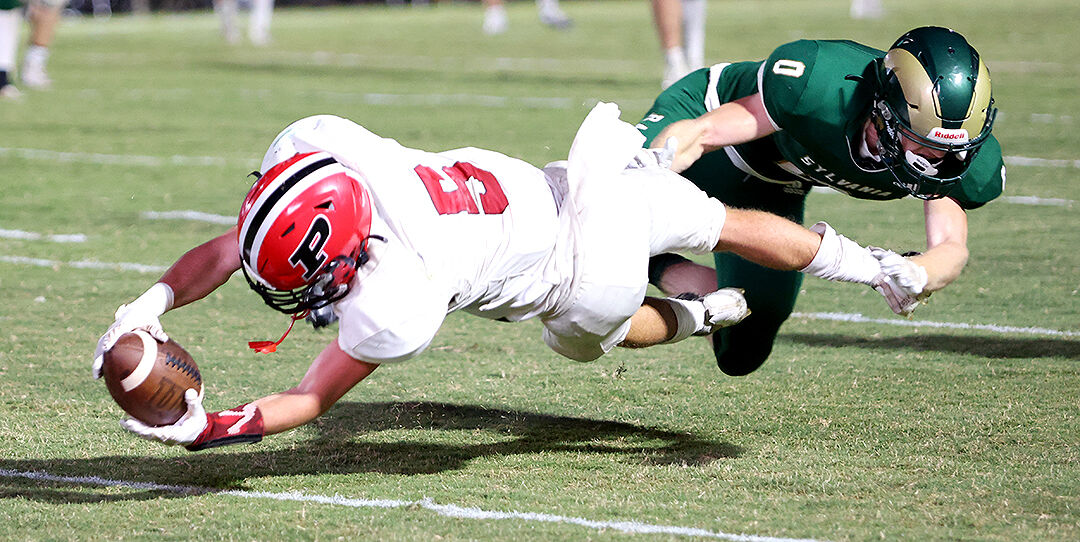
873, 274, 922, 317
871, 248, 929, 297
120, 388, 208, 446
93, 283, 173, 379
627, 136, 678, 171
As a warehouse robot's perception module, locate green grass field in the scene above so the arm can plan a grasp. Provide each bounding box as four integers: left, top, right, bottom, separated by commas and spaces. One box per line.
2, 0, 1078, 539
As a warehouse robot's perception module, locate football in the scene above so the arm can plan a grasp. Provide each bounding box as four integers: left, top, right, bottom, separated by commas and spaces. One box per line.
102, 330, 202, 426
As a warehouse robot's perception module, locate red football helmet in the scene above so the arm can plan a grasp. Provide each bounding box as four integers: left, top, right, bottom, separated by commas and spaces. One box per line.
237, 151, 373, 314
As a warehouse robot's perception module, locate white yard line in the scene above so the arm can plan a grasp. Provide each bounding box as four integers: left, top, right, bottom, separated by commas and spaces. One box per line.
1, 250, 1076, 338
0, 468, 822, 542
1001, 195, 1074, 207
0, 146, 256, 168
0, 229, 86, 243
0, 255, 167, 274
3, 146, 1076, 207
792, 312, 1080, 338
141, 210, 236, 225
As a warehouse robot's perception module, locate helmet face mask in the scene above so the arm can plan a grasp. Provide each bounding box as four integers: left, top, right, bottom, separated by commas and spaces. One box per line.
237, 151, 373, 314
871, 26, 997, 200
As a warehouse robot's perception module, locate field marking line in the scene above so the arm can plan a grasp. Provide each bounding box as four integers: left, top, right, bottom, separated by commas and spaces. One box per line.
793, 312, 1080, 338
1, 251, 1076, 339
141, 210, 236, 225
0, 228, 86, 243
0, 468, 823, 542
0, 255, 167, 274
1000, 195, 1074, 207
0, 146, 256, 168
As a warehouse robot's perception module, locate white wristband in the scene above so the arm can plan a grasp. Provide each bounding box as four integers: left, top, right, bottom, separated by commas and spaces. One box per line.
799, 222, 882, 286
129, 282, 175, 317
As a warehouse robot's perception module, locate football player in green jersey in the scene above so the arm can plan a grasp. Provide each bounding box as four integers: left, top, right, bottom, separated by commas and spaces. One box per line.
635, 26, 1003, 377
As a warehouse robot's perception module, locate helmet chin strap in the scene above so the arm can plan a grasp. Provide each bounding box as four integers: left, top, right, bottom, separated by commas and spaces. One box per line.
248, 310, 310, 354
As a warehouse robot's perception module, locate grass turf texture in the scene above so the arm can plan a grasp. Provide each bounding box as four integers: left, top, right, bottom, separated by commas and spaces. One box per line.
1, 0, 1078, 539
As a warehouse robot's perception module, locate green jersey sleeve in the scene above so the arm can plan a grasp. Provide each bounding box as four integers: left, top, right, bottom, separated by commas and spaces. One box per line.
951, 136, 1006, 209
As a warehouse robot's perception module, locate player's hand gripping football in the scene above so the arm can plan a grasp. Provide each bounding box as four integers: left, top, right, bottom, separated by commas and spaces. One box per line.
121, 388, 208, 446
93, 283, 174, 379
870, 248, 930, 317
93, 303, 169, 379
122, 389, 266, 451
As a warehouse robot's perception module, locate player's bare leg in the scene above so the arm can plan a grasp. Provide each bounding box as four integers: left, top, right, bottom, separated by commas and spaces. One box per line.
652, 0, 689, 88
621, 290, 748, 348
22, 0, 63, 90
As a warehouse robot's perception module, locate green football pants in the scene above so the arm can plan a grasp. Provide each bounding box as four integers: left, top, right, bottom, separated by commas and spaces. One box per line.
670, 155, 810, 375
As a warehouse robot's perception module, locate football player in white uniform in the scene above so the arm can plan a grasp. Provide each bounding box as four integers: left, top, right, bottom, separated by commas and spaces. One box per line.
94, 104, 895, 450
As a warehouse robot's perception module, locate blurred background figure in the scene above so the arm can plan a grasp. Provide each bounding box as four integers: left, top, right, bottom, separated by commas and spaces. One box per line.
0, 0, 18, 98
850, 0, 883, 19
652, 0, 705, 89
22, 0, 66, 89
215, 0, 273, 45
482, 0, 572, 36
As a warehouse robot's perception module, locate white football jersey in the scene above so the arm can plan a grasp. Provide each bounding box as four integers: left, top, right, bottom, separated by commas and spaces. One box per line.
262, 115, 570, 363
261, 106, 728, 364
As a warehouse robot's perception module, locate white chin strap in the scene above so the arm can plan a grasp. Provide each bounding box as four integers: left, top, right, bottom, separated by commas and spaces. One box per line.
904, 150, 940, 176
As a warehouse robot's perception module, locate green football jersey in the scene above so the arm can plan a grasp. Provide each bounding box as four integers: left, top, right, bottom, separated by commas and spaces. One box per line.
637, 39, 1006, 210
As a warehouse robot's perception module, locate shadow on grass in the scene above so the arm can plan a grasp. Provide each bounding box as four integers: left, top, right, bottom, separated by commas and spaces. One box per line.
781, 333, 1080, 360
0, 401, 740, 504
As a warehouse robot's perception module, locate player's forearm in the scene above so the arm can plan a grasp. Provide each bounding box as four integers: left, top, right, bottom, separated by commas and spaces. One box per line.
714, 208, 821, 270
655, 119, 709, 173
912, 241, 968, 292
159, 229, 242, 310
253, 390, 327, 435
253, 342, 381, 435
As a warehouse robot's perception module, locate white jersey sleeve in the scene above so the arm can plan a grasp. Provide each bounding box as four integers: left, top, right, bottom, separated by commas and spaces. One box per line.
334, 230, 453, 364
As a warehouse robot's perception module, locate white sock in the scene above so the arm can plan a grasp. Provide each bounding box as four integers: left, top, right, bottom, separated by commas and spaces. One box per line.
682, 0, 706, 69
249, 0, 273, 42
24, 45, 49, 72
665, 46, 688, 70
536, 0, 562, 14
659, 296, 706, 344
214, 0, 239, 40
0, 10, 19, 74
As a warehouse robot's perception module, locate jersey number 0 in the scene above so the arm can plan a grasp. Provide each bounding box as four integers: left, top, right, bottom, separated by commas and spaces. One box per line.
414, 162, 509, 215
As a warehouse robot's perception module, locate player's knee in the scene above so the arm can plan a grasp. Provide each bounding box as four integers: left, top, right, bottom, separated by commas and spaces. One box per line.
709, 313, 785, 376
711, 336, 773, 376
647, 253, 692, 288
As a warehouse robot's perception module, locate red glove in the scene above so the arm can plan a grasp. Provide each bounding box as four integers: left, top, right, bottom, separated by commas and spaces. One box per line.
186, 403, 265, 451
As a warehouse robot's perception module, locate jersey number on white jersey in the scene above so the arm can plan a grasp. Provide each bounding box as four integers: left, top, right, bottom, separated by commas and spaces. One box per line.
413, 162, 509, 215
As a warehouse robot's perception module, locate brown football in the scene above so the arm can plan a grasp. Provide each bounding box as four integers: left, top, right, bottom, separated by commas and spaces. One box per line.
102, 330, 202, 426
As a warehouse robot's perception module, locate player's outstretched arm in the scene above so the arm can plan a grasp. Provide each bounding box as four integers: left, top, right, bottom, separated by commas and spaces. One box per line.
253, 340, 380, 435
123, 340, 380, 450
915, 197, 969, 292
93, 228, 243, 378
158, 227, 243, 310
654, 93, 776, 173
714, 208, 883, 286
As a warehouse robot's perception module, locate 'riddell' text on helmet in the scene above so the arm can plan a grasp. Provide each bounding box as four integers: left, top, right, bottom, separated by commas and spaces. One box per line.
872, 26, 997, 199
237, 151, 373, 314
